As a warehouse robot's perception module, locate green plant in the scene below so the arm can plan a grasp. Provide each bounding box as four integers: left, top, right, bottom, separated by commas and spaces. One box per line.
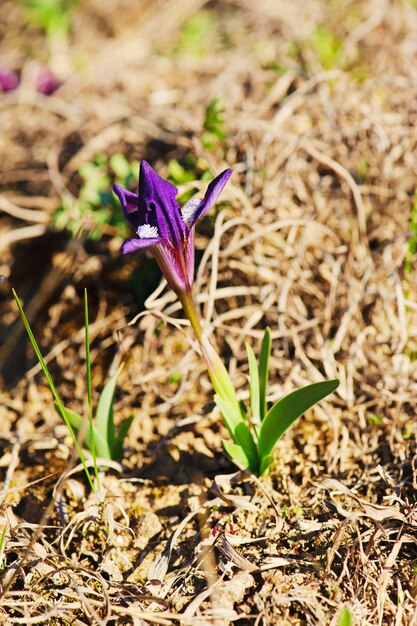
53, 153, 136, 241
338, 606, 353, 626
21, 0, 78, 40
13, 288, 95, 490
202, 97, 227, 150
60, 365, 133, 462
217, 329, 339, 475
310, 25, 342, 69
174, 10, 219, 57
405, 188, 417, 275
13, 289, 133, 484
58, 290, 134, 462
113, 161, 340, 477
0, 524, 7, 571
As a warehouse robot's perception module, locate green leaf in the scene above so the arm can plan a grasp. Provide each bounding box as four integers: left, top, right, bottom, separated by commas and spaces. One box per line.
246, 342, 260, 428
12, 289, 95, 491
59, 405, 112, 460
113, 415, 134, 461
258, 379, 340, 475
84, 289, 100, 488
338, 607, 353, 626
95, 364, 123, 456
222, 439, 250, 470
214, 394, 259, 472
258, 328, 271, 421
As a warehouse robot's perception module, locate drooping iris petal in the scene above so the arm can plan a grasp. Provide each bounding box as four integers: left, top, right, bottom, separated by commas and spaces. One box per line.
121, 237, 161, 254
113, 184, 140, 229
185, 168, 233, 229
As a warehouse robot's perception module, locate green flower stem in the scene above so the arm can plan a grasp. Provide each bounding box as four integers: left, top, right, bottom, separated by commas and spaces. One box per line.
178, 290, 240, 408
178, 290, 204, 342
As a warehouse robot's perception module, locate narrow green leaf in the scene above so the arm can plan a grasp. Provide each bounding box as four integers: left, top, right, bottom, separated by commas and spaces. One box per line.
84, 289, 93, 420
258, 328, 271, 421
246, 342, 260, 428
259, 379, 340, 475
84, 289, 100, 489
95, 364, 123, 454
13, 290, 67, 427
214, 394, 259, 472
222, 439, 250, 470
60, 405, 112, 460
12, 289, 95, 491
338, 607, 352, 626
113, 415, 134, 461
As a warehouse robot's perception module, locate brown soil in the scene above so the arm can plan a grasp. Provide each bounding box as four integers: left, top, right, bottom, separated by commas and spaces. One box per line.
1, 0, 417, 624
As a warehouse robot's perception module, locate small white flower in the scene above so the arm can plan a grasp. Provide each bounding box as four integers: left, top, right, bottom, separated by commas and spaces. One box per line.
181, 198, 201, 228
137, 224, 159, 239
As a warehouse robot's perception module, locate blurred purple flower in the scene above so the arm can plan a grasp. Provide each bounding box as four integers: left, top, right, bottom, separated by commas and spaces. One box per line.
113, 161, 232, 294
36, 69, 60, 95
0, 69, 19, 92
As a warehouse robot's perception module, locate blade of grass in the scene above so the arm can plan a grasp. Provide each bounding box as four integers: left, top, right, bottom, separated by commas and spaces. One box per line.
12, 288, 95, 491
0, 523, 7, 569
258, 328, 271, 421
84, 289, 100, 489
246, 342, 261, 430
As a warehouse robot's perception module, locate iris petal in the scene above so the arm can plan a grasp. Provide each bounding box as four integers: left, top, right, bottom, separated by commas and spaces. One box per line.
113, 184, 140, 229
186, 169, 233, 229
121, 237, 161, 254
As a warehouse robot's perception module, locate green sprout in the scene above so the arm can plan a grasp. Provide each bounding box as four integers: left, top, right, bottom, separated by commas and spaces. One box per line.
174, 10, 219, 57
0, 524, 7, 571
367, 413, 382, 426
13, 288, 95, 491
405, 188, 417, 275
53, 153, 135, 241
338, 606, 353, 626
357, 156, 368, 182
57, 290, 134, 463
310, 25, 342, 69
403, 188, 417, 361
202, 97, 227, 150
20, 0, 78, 40
60, 364, 134, 463
13, 289, 133, 489
217, 328, 339, 475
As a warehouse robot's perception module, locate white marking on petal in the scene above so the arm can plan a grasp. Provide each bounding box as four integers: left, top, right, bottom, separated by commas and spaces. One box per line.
181, 198, 201, 227
137, 224, 159, 239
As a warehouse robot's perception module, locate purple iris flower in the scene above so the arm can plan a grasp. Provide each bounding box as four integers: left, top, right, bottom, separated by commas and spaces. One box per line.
36, 69, 60, 95
113, 161, 232, 294
0, 69, 19, 92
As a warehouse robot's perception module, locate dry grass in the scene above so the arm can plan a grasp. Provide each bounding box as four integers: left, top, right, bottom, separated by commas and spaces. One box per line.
1, 0, 417, 623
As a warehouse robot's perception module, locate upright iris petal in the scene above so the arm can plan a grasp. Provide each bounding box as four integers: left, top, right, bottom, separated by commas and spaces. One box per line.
113, 160, 232, 295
